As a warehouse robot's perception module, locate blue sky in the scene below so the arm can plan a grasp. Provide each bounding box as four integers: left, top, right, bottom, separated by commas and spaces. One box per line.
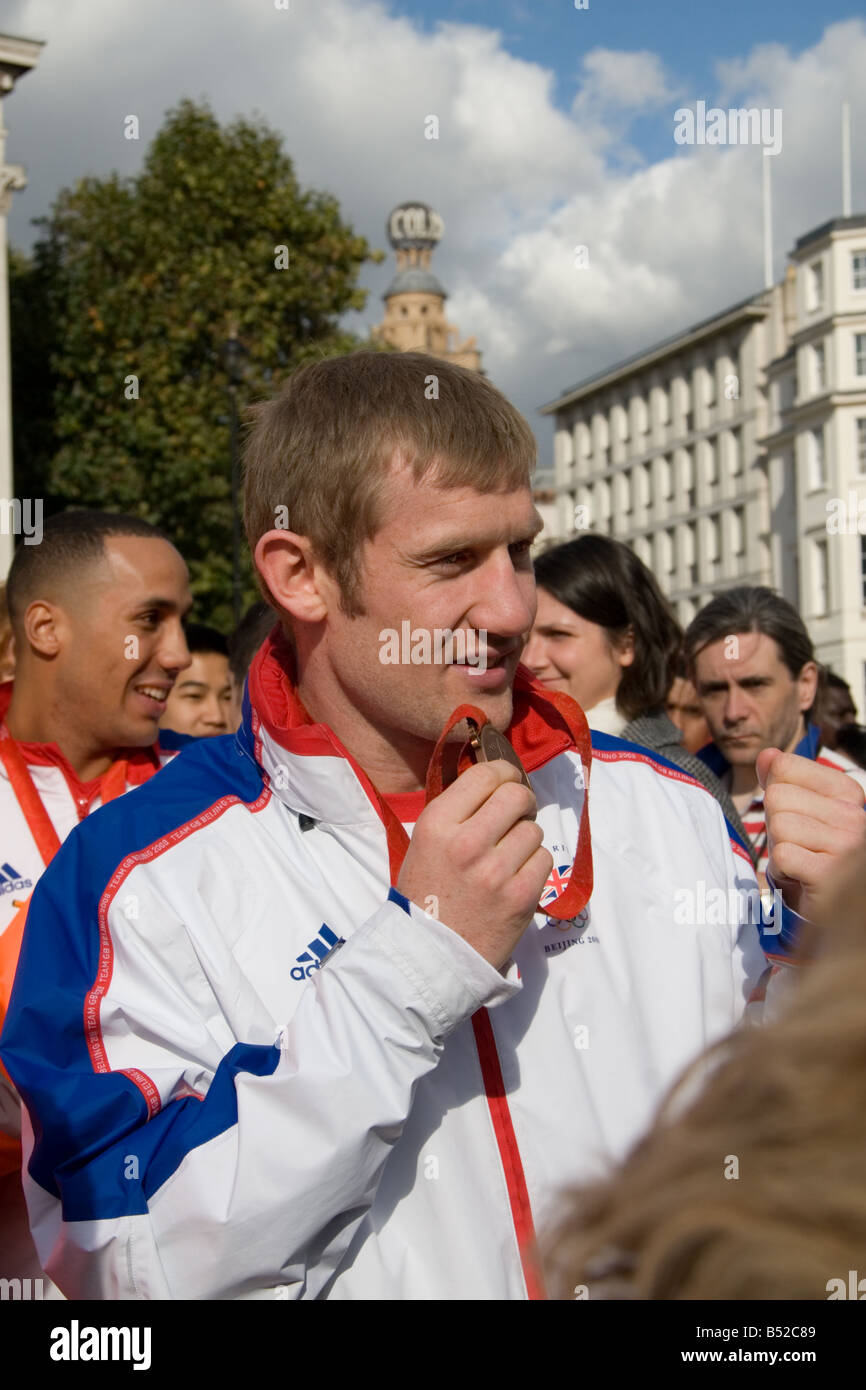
389, 0, 866, 168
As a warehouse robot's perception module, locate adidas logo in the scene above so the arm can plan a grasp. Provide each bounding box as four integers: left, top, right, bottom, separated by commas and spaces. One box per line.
0, 862, 32, 897
291, 924, 345, 981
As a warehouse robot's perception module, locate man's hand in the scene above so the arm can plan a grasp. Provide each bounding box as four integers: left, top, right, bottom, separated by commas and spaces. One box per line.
396, 760, 553, 970
758, 748, 866, 920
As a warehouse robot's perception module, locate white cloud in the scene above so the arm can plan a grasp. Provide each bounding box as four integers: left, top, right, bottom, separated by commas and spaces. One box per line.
573, 48, 674, 114
4, 3, 866, 468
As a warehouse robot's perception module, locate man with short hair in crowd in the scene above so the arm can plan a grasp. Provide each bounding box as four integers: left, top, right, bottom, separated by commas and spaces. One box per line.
2, 357, 862, 1301
159, 622, 234, 741
0, 511, 191, 1286
816, 670, 858, 753
685, 587, 866, 887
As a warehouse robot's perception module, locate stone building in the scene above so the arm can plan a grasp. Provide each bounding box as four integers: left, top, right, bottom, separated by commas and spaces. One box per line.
539, 214, 866, 707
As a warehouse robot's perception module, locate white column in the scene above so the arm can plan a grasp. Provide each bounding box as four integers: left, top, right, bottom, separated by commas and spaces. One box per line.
0, 33, 45, 577
0, 96, 25, 576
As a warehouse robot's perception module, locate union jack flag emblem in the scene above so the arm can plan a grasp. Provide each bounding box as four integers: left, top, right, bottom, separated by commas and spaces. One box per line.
540, 862, 571, 907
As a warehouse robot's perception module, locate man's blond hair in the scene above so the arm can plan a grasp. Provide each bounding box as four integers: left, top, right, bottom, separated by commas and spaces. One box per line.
243, 350, 536, 615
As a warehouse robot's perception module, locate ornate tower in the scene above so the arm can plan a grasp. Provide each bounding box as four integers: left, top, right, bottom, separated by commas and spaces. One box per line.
373, 202, 481, 371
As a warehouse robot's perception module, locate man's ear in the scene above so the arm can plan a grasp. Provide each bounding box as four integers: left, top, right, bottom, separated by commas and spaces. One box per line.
798, 660, 819, 714
254, 531, 330, 624
21, 600, 65, 658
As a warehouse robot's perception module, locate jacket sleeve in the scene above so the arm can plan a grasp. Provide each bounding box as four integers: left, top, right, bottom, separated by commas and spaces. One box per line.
0, 830, 519, 1300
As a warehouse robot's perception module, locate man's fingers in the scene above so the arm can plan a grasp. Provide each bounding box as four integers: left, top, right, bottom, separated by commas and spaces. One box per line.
767, 842, 828, 891
755, 747, 782, 792
758, 747, 866, 807
432, 758, 529, 823
766, 808, 866, 861
467, 779, 538, 848
765, 781, 866, 836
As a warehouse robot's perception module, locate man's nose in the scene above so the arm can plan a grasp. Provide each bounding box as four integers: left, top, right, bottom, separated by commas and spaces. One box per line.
723, 687, 749, 723
160, 620, 192, 673
472, 559, 536, 639
201, 695, 227, 729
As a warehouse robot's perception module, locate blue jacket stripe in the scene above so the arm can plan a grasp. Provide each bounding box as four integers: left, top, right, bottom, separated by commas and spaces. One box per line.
0, 734, 273, 1223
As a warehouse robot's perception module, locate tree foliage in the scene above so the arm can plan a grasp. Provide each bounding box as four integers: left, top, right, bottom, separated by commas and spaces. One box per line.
11, 99, 384, 627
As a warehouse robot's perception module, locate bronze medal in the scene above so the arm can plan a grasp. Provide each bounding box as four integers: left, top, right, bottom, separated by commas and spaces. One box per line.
466, 719, 533, 791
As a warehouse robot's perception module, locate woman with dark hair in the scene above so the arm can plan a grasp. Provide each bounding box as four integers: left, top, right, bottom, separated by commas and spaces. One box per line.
524, 534, 754, 856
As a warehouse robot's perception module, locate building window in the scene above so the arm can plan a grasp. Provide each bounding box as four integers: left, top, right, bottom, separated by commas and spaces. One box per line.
616, 471, 632, 517
684, 523, 697, 587
808, 427, 826, 490
852, 252, 866, 291
807, 260, 824, 311
681, 378, 692, 424
730, 427, 742, 476
861, 536, 866, 607
814, 341, 826, 391
856, 333, 866, 377
656, 530, 674, 589
657, 455, 672, 500
682, 450, 696, 510
856, 418, 866, 476
658, 385, 670, 426
814, 538, 829, 617
705, 364, 716, 408
705, 438, 718, 486
596, 479, 611, 527
636, 463, 650, 510
731, 507, 745, 557
706, 515, 720, 576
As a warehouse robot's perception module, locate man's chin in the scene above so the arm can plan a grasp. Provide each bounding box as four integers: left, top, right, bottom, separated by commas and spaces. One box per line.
719, 739, 760, 764
441, 682, 515, 735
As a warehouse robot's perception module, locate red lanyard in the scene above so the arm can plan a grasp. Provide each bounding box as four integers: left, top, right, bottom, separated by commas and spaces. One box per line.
374, 700, 594, 922
0, 725, 127, 869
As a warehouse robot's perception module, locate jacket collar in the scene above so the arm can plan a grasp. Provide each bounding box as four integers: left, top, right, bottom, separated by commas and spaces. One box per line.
0, 679, 164, 795
697, 722, 821, 779
239, 626, 588, 824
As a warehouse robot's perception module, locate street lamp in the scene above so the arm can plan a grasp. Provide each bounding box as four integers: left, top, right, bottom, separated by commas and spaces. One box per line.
220, 330, 249, 628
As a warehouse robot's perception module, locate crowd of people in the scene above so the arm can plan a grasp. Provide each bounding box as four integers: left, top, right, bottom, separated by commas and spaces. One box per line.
0, 349, 863, 1302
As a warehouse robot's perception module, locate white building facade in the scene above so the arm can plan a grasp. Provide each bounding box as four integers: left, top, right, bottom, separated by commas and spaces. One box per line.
539, 214, 866, 709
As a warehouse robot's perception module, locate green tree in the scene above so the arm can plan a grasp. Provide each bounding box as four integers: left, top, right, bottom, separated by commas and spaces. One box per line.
11, 99, 384, 628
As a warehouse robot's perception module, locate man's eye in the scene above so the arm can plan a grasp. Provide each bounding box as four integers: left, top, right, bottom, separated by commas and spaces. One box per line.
435, 552, 470, 567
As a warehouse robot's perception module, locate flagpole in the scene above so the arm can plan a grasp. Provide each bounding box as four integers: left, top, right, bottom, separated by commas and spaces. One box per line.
842, 100, 852, 217
762, 151, 773, 289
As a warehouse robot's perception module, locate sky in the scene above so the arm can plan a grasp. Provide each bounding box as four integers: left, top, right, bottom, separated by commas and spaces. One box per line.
3, 0, 865, 469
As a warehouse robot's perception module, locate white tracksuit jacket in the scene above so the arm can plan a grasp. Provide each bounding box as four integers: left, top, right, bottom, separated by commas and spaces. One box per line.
0, 642, 786, 1300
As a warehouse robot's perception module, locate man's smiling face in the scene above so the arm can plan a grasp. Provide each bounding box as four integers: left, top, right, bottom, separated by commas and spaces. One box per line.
309, 463, 542, 762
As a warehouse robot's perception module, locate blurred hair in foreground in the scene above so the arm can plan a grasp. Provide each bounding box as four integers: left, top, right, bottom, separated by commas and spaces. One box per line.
547, 847, 866, 1300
